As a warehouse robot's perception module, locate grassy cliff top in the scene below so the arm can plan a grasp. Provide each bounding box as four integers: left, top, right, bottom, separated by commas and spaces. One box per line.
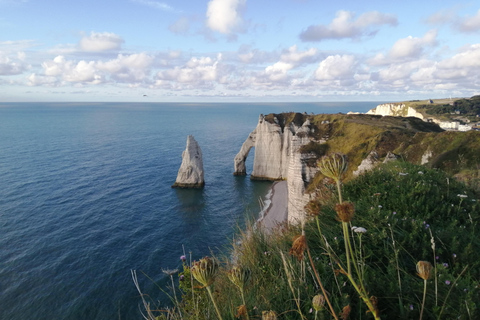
398, 96, 480, 123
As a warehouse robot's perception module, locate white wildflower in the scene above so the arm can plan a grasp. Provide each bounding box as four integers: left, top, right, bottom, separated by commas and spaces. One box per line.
352, 226, 367, 233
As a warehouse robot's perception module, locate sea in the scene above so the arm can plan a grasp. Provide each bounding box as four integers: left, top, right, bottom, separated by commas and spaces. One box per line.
0, 102, 380, 319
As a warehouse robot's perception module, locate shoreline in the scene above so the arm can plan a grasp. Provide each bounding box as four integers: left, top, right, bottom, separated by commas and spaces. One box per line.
258, 180, 288, 233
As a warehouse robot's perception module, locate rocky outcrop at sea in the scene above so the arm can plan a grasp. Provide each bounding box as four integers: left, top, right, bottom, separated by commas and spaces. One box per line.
172, 135, 205, 188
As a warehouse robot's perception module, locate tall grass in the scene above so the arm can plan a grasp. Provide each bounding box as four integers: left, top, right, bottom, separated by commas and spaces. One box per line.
134, 160, 479, 319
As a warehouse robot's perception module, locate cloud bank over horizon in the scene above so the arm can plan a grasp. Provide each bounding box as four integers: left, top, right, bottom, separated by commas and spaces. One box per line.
1, 0, 479, 102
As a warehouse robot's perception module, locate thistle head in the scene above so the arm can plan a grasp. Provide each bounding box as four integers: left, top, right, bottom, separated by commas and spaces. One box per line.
335, 202, 355, 223
262, 310, 278, 320
289, 234, 307, 261
228, 266, 251, 291
305, 200, 322, 217
312, 294, 326, 311
191, 256, 219, 287
235, 305, 248, 319
416, 260, 433, 280
318, 153, 348, 182
340, 305, 351, 320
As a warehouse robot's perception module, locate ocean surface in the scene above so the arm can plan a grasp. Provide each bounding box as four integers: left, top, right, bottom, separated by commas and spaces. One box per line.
0, 102, 379, 319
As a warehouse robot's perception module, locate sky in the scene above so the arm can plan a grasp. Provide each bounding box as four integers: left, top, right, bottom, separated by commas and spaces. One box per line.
1, 0, 479, 102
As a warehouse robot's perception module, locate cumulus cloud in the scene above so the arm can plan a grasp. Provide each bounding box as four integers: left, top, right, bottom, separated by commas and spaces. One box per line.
299, 10, 397, 42
388, 29, 438, 59
254, 46, 319, 85
79, 32, 124, 52
97, 53, 154, 82
315, 55, 356, 80
42, 56, 103, 83
0, 51, 29, 75
156, 54, 223, 89
36, 53, 155, 86
206, 0, 246, 34
368, 30, 438, 66
280, 45, 318, 64
454, 9, 480, 33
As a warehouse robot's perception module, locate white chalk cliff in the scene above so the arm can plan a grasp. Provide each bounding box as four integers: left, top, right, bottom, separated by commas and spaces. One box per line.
234, 114, 318, 224
172, 135, 205, 188
366, 103, 472, 131
367, 103, 425, 119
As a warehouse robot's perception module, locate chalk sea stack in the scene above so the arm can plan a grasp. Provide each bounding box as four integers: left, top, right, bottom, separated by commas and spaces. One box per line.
172, 135, 205, 188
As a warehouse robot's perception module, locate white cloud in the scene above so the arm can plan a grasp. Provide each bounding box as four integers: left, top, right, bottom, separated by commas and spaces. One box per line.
206, 0, 246, 34
42, 56, 103, 83
388, 29, 437, 59
315, 55, 356, 80
280, 45, 318, 64
439, 44, 480, 68
79, 32, 124, 52
454, 9, 480, 33
156, 54, 222, 88
299, 10, 397, 42
26, 73, 58, 86
97, 53, 154, 82
40, 53, 155, 85
0, 50, 29, 75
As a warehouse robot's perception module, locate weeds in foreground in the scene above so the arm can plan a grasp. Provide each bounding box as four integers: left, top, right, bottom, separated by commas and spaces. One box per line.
133, 159, 479, 319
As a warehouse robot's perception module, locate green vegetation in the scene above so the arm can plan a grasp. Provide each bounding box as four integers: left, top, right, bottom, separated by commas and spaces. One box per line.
134, 160, 479, 320
405, 96, 480, 123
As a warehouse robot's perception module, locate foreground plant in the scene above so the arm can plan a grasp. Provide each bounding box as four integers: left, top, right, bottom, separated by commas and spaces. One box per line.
318, 153, 380, 319
416, 260, 433, 320
191, 257, 223, 320
228, 265, 251, 320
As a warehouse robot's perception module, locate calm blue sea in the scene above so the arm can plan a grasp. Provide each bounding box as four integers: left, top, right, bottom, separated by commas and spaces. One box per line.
0, 102, 379, 319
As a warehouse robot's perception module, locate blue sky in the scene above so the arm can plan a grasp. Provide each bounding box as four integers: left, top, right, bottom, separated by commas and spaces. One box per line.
1, 0, 479, 102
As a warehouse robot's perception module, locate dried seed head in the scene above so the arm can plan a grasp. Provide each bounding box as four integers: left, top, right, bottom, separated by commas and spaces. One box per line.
370, 296, 379, 317
289, 234, 307, 261
191, 256, 219, 287
318, 153, 348, 182
262, 310, 278, 320
416, 261, 433, 280
235, 305, 248, 319
312, 294, 326, 311
228, 266, 251, 291
340, 304, 351, 320
335, 202, 355, 223
305, 200, 322, 217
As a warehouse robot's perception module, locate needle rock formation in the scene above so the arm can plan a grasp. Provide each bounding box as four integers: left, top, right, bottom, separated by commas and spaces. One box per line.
172, 135, 205, 188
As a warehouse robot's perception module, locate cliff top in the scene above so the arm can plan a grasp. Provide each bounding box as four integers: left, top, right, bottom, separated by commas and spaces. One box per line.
390, 95, 480, 123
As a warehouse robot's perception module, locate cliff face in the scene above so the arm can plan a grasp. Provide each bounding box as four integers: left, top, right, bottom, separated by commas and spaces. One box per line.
236, 112, 480, 226
234, 114, 313, 180
367, 103, 425, 119
172, 135, 205, 188
234, 113, 318, 224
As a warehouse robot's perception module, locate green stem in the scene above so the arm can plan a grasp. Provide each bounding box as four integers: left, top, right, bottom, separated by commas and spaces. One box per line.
419, 280, 427, 320
338, 263, 380, 320
336, 179, 343, 204
206, 286, 223, 320
240, 290, 250, 320
342, 222, 352, 276
307, 246, 339, 320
